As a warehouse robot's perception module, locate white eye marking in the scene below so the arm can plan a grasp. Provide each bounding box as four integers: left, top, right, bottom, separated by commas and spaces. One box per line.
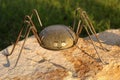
54, 42, 58, 47
61, 42, 66, 46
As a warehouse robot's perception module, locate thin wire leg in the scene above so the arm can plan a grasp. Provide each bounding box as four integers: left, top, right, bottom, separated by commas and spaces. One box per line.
12, 25, 42, 68
30, 9, 43, 27
73, 7, 108, 64
6, 9, 43, 67
76, 20, 81, 36
73, 8, 82, 31
75, 45, 99, 61
75, 20, 84, 42
25, 15, 42, 44
81, 12, 109, 51
31, 27, 41, 45
13, 27, 31, 68
84, 25, 108, 64
6, 25, 25, 56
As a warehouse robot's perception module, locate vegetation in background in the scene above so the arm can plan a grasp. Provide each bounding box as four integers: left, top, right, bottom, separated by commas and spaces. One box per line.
0, 0, 120, 50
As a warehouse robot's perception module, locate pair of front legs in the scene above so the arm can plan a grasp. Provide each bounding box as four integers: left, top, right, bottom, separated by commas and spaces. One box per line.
5, 9, 43, 67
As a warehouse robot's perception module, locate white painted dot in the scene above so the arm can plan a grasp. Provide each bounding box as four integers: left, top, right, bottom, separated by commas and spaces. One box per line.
54, 42, 58, 47
61, 42, 66, 46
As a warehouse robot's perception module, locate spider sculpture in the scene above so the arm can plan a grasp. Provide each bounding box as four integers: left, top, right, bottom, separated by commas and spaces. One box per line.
5, 8, 108, 67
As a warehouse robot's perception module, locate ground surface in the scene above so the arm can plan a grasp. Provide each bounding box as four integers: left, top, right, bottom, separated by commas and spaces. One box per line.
0, 29, 120, 80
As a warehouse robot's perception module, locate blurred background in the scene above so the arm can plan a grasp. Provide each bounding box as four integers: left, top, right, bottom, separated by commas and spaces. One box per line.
0, 0, 120, 50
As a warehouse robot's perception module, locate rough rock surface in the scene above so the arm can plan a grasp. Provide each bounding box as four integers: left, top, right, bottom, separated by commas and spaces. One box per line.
0, 29, 120, 80
85, 29, 120, 46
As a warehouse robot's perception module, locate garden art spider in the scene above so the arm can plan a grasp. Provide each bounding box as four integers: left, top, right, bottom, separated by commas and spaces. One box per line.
5, 8, 108, 68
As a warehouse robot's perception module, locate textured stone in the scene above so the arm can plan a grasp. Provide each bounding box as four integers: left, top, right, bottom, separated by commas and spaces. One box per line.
0, 29, 120, 80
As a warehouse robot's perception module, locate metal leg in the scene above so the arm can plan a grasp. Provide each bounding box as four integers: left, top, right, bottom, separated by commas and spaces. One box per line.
81, 11, 109, 51
13, 25, 31, 68
83, 25, 108, 64
76, 20, 83, 36
30, 9, 43, 27
75, 8, 108, 64
5, 9, 43, 67
73, 8, 84, 34
25, 15, 42, 45
12, 15, 43, 67
5, 20, 30, 56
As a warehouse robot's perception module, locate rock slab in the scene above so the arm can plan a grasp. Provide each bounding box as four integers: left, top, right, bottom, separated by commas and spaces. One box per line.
0, 29, 120, 80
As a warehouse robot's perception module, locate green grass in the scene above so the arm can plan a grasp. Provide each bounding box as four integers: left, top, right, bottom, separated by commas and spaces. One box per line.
0, 0, 120, 50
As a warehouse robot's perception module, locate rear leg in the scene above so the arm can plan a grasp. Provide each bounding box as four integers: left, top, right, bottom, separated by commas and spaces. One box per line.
74, 8, 108, 64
